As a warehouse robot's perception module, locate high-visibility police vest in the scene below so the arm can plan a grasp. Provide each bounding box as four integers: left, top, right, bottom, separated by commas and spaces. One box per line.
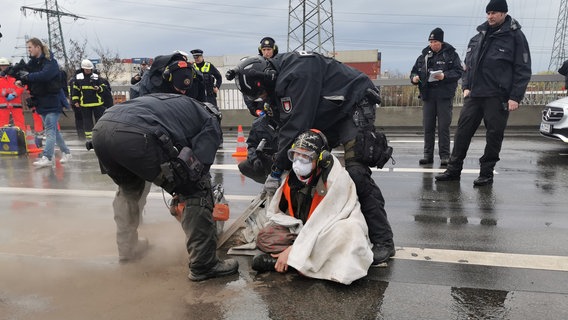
194, 62, 211, 73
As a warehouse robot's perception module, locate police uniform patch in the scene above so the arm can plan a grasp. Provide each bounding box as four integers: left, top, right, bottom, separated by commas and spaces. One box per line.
281, 97, 293, 113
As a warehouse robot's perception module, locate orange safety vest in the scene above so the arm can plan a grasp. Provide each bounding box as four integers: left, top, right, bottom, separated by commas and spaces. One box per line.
281, 175, 325, 221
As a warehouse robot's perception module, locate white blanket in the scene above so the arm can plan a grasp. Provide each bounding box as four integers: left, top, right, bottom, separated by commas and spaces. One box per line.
267, 154, 373, 285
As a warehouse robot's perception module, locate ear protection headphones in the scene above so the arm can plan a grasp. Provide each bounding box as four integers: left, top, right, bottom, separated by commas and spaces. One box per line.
162, 60, 189, 82
258, 37, 279, 56
309, 129, 332, 169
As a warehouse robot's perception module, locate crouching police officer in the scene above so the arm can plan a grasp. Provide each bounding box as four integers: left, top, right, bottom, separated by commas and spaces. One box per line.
91, 93, 238, 281
227, 53, 395, 265
237, 114, 279, 184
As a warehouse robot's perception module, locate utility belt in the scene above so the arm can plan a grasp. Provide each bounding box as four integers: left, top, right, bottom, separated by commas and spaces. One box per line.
347, 88, 394, 169
151, 129, 205, 195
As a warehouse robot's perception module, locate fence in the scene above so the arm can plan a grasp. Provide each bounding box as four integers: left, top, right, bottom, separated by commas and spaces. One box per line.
111, 74, 566, 110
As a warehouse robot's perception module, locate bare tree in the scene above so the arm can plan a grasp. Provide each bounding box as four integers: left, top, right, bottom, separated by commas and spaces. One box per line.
93, 45, 124, 85
65, 38, 89, 80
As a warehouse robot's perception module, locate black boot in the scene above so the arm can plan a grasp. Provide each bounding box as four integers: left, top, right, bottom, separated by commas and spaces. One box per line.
252, 253, 277, 272
419, 157, 433, 165
435, 171, 460, 181
371, 243, 395, 266
473, 175, 494, 186
188, 259, 239, 281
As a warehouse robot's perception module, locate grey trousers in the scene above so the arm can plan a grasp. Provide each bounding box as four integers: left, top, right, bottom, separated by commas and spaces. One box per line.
422, 98, 453, 159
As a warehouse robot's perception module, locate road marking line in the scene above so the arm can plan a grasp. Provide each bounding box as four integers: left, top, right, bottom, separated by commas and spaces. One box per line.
210, 164, 486, 174
395, 247, 568, 272
0, 187, 255, 201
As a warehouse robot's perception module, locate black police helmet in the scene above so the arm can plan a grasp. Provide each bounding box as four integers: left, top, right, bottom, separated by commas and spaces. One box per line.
232, 56, 277, 100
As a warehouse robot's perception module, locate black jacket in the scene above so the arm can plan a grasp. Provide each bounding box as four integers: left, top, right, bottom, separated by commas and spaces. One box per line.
246, 116, 278, 161
462, 15, 532, 102
269, 51, 376, 170
410, 43, 463, 100
96, 93, 221, 165
24, 52, 62, 115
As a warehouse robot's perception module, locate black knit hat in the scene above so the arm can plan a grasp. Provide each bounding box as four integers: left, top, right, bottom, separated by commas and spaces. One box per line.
428, 28, 444, 42
486, 0, 508, 13
260, 37, 276, 49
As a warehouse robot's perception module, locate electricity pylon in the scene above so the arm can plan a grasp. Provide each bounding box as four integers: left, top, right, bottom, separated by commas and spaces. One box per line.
287, 0, 335, 57
549, 0, 568, 71
21, 0, 84, 68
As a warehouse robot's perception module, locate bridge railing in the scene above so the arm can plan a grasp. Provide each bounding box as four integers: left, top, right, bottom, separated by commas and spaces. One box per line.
111, 74, 566, 109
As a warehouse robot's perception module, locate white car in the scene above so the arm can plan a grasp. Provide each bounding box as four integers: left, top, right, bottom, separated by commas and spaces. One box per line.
540, 97, 568, 143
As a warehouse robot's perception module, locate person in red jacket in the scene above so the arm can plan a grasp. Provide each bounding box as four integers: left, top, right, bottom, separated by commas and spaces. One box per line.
0, 57, 26, 129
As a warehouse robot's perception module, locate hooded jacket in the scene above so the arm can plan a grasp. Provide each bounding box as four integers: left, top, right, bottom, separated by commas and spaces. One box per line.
462, 15, 532, 102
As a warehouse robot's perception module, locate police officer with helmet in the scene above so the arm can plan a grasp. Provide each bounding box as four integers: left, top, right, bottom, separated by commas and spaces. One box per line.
91, 93, 238, 281
226, 52, 395, 265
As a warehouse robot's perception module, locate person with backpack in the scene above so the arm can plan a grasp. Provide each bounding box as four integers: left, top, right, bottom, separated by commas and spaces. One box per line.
410, 27, 463, 166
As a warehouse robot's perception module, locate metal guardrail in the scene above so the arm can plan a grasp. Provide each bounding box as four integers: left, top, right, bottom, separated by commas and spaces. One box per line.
111, 74, 567, 109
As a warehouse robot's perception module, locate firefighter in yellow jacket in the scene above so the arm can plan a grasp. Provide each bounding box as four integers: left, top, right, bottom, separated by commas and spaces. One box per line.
71, 59, 108, 140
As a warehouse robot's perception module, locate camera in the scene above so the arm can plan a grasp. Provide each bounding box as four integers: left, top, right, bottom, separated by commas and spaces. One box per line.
25, 97, 38, 108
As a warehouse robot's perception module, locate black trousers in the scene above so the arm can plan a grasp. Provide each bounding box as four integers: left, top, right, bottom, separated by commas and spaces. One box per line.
447, 96, 509, 176
81, 105, 106, 139
326, 106, 394, 245
422, 97, 452, 159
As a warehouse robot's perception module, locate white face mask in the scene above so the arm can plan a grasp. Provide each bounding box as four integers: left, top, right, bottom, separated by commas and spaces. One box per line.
292, 159, 314, 178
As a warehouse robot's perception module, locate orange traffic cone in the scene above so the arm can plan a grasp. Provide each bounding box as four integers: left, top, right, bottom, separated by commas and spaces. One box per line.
232, 125, 248, 157
25, 125, 42, 154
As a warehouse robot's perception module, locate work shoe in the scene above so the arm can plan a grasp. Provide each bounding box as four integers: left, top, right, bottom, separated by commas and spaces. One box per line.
473, 175, 494, 186
435, 171, 460, 181
188, 259, 239, 281
119, 237, 149, 263
252, 253, 277, 272
371, 243, 395, 266
440, 158, 449, 166
419, 158, 433, 165
33, 156, 53, 168
60, 153, 72, 164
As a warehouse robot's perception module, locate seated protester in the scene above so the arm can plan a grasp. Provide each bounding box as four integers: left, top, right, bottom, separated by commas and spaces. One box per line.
252, 129, 373, 285
238, 115, 278, 184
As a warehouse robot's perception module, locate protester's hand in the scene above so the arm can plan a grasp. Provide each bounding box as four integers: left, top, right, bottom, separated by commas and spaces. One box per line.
263, 172, 281, 196
6, 93, 16, 101
271, 246, 292, 273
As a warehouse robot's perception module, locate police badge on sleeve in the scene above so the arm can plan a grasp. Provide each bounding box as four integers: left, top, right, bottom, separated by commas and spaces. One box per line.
281, 97, 293, 113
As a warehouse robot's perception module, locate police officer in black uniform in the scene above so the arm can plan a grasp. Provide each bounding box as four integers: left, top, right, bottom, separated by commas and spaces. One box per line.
191, 49, 222, 106
435, 0, 531, 186
227, 53, 395, 265
237, 115, 279, 184
410, 27, 463, 166
91, 94, 238, 281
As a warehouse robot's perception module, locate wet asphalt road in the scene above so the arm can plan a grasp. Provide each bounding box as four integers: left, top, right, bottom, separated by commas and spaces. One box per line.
1, 129, 567, 319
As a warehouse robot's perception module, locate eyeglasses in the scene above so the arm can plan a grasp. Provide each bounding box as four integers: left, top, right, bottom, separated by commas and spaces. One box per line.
287, 149, 316, 164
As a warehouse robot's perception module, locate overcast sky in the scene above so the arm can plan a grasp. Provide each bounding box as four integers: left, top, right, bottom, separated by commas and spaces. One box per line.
0, 0, 562, 75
